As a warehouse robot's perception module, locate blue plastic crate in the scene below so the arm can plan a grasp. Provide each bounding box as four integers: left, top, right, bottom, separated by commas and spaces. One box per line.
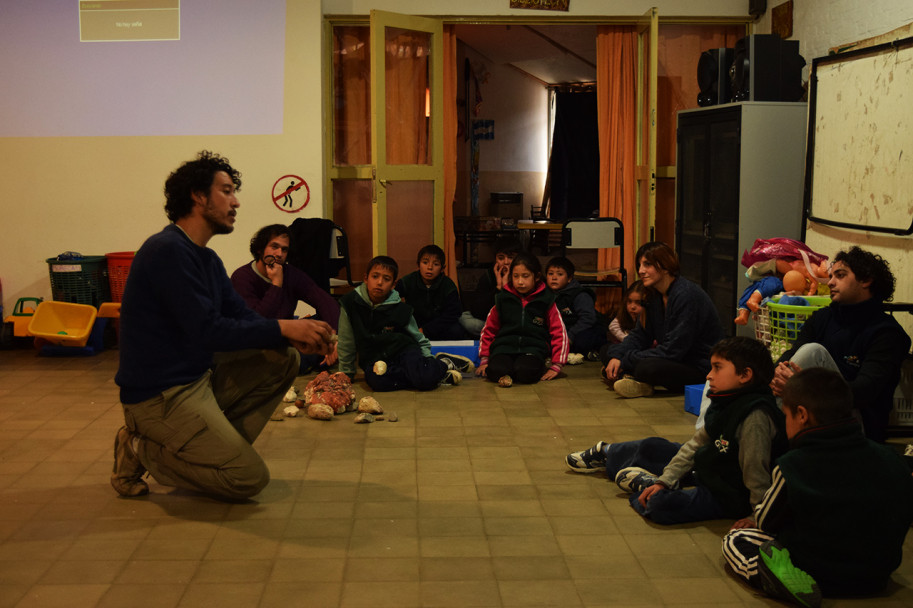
430, 340, 480, 366
684, 384, 704, 416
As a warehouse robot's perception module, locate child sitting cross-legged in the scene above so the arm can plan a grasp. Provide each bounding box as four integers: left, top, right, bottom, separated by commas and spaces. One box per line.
476, 252, 568, 385
337, 255, 474, 391
395, 244, 466, 340
596, 336, 788, 525
545, 256, 607, 363
722, 368, 913, 608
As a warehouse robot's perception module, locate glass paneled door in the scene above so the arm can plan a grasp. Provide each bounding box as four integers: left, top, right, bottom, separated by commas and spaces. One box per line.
371, 11, 444, 264
328, 12, 443, 274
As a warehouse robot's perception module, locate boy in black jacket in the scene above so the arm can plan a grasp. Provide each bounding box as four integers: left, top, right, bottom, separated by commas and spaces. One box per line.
395, 245, 465, 340
612, 337, 788, 525
723, 368, 913, 607
545, 256, 606, 361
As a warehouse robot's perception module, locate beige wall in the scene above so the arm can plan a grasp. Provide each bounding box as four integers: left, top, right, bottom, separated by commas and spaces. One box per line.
0, 2, 325, 313
755, 0, 913, 335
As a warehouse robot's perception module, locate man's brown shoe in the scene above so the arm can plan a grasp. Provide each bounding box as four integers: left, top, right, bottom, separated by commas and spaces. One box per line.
111, 426, 149, 497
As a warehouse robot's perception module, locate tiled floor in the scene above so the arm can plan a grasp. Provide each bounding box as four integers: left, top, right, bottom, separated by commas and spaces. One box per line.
0, 348, 911, 608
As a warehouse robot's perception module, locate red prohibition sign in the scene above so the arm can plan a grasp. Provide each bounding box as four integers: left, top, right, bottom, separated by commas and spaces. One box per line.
272, 175, 310, 213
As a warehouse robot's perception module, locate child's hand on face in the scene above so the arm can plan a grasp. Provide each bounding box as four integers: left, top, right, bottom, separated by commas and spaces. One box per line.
494, 262, 510, 289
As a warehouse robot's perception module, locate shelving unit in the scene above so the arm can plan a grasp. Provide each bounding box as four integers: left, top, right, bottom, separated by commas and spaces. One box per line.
675, 102, 808, 335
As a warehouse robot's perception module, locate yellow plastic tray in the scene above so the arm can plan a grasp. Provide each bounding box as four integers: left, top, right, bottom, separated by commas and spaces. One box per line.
28, 301, 97, 347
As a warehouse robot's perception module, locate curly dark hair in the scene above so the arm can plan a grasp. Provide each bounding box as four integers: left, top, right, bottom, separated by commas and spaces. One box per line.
249, 224, 289, 259
833, 246, 895, 302
163, 151, 242, 222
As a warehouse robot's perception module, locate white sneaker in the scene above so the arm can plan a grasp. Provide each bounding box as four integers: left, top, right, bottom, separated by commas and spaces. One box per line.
613, 378, 654, 398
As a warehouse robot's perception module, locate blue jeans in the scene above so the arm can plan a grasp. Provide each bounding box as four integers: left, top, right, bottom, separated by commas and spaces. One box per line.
603, 437, 683, 479
363, 348, 447, 392
629, 483, 726, 525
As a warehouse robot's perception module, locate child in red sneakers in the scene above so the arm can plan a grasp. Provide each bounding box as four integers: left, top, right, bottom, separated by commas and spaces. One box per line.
723, 368, 913, 606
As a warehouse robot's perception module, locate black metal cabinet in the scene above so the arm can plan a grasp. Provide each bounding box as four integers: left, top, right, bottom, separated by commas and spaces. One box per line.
675, 102, 807, 335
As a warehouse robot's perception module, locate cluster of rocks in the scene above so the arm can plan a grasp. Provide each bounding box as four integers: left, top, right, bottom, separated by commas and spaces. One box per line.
281, 371, 396, 423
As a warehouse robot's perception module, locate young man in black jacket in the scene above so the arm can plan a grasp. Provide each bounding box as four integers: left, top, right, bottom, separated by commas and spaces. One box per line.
770, 247, 910, 442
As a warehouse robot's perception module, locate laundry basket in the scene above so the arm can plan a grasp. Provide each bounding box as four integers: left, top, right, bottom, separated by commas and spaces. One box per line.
46, 253, 110, 307
106, 251, 134, 303
753, 296, 831, 360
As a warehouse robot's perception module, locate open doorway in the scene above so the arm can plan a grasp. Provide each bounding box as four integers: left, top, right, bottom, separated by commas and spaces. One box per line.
450, 21, 746, 263
327, 18, 747, 281
452, 24, 598, 228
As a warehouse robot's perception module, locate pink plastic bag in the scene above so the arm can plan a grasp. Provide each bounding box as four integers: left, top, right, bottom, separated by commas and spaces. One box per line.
740, 238, 829, 269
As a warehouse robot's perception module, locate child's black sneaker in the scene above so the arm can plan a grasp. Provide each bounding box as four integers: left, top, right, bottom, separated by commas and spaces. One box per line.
436, 352, 475, 374
757, 540, 822, 608
614, 467, 659, 493
565, 441, 610, 473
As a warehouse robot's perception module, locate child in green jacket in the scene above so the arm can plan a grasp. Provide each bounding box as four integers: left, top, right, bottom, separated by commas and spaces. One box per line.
338, 256, 472, 391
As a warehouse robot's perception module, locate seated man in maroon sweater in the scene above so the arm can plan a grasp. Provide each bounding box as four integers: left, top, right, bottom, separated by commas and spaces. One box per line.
231, 224, 339, 372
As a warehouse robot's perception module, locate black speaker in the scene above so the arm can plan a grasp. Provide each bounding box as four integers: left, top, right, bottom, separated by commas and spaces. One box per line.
749, 0, 767, 18
697, 47, 734, 107
730, 34, 805, 102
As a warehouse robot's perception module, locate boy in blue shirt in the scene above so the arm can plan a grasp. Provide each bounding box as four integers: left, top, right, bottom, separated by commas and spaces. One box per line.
395, 244, 465, 340
338, 256, 473, 391
723, 368, 913, 607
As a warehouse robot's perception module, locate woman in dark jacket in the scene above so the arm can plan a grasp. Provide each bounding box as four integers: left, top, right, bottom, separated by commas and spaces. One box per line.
601, 242, 723, 398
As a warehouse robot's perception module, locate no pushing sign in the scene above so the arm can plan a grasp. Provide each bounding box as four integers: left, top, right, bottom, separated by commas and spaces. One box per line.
272, 175, 310, 213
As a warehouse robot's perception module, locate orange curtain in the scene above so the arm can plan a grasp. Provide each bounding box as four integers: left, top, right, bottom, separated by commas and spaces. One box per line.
443, 26, 459, 287
332, 26, 371, 166
597, 25, 637, 313
384, 29, 430, 166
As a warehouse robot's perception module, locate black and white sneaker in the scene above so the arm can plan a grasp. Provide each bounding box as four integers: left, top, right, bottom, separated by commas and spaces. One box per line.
565, 441, 610, 473
441, 369, 463, 386
614, 467, 659, 493
436, 352, 476, 374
